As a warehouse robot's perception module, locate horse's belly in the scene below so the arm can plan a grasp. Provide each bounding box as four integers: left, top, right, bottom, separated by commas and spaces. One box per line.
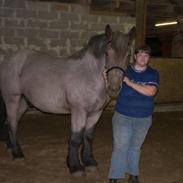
30, 100, 70, 114
34, 102, 70, 114
23, 89, 70, 114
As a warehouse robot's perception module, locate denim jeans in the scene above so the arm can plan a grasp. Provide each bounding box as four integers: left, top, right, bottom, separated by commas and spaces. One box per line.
108, 112, 152, 179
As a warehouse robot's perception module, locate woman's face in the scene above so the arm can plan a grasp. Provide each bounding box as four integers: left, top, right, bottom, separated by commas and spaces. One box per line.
134, 51, 150, 68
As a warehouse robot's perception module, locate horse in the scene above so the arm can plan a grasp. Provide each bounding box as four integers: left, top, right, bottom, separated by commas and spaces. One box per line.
0, 24, 135, 176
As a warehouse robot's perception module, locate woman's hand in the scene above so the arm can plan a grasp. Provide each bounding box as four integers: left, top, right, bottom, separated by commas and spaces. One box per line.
123, 76, 131, 85
102, 69, 108, 86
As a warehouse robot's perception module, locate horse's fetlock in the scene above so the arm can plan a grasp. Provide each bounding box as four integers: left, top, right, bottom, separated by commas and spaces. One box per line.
82, 156, 97, 167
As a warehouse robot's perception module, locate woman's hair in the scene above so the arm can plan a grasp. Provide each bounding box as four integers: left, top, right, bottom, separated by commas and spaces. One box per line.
135, 45, 151, 55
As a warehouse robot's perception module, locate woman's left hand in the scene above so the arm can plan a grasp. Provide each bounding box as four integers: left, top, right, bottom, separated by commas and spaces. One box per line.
102, 69, 108, 86
123, 76, 131, 85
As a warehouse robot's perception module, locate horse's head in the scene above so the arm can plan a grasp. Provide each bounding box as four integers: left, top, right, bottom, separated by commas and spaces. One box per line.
105, 24, 135, 97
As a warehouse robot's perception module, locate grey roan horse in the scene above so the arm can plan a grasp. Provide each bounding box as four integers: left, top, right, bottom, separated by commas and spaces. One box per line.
0, 25, 135, 176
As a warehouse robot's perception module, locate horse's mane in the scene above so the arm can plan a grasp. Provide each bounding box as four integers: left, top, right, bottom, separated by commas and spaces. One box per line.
68, 33, 107, 60
68, 46, 88, 60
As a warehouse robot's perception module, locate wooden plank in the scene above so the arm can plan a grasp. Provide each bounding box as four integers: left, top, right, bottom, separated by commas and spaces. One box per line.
136, 0, 147, 48
78, 0, 90, 6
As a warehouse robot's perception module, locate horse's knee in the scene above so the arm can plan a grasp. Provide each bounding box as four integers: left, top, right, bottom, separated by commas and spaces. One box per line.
69, 132, 83, 147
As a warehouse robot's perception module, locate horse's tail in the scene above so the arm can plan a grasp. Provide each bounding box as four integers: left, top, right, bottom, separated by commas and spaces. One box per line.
0, 93, 8, 141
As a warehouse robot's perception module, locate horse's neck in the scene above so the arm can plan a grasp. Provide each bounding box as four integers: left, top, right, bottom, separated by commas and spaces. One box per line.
82, 53, 105, 75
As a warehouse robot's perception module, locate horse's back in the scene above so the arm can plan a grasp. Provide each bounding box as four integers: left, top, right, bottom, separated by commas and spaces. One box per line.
0, 49, 32, 71
0, 49, 67, 85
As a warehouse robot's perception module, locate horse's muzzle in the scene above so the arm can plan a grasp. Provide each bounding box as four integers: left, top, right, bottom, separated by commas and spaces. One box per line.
107, 87, 121, 97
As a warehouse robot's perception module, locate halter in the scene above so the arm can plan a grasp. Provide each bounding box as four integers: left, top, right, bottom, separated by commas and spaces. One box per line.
106, 66, 126, 74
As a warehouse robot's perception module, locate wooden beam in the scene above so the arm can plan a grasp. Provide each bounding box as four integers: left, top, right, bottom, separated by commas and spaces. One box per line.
136, 0, 147, 48
78, 0, 90, 6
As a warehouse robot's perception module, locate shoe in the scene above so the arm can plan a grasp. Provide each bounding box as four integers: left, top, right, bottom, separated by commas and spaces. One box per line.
128, 175, 140, 183
109, 178, 118, 183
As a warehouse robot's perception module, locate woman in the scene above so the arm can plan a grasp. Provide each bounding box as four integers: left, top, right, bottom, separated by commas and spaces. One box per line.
107, 45, 159, 183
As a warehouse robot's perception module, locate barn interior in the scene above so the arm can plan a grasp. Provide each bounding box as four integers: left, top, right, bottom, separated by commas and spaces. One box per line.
0, 1, 183, 183
0, 1, 182, 111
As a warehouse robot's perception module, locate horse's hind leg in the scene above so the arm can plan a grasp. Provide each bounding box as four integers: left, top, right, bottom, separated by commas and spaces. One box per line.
6, 95, 28, 159
6, 97, 28, 150
0, 94, 8, 141
67, 109, 86, 176
81, 110, 103, 172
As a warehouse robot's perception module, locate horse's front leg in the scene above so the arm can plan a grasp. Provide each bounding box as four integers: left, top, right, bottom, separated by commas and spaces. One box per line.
67, 108, 86, 176
81, 110, 103, 172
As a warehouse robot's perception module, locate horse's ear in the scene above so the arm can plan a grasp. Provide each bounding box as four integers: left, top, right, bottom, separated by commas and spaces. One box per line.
105, 24, 112, 40
128, 26, 136, 43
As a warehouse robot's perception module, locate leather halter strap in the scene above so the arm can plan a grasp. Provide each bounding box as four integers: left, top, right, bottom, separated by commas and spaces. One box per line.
106, 66, 126, 74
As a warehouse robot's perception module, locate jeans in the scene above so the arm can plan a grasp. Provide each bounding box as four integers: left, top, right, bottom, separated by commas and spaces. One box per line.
108, 112, 152, 179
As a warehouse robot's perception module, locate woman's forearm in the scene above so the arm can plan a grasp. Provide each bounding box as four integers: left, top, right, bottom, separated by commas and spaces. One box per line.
123, 77, 158, 96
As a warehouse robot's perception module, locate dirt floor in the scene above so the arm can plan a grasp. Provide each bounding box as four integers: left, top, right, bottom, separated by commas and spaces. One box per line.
0, 111, 183, 183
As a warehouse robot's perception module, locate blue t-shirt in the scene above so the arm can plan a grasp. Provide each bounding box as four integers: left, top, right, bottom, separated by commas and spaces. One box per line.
115, 64, 159, 118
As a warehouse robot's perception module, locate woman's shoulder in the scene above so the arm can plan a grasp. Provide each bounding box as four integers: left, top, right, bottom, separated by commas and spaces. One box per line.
147, 66, 159, 75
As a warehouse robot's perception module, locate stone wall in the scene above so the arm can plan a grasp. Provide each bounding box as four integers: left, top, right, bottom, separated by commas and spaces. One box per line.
0, 0, 135, 62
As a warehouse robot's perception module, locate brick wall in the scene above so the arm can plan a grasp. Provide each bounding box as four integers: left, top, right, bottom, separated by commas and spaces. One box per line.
0, 0, 135, 62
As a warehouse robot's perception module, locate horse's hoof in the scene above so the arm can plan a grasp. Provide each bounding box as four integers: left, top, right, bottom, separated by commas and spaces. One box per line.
13, 155, 25, 160
0, 125, 9, 141
12, 150, 25, 160
85, 165, 97, 172
71, 170, 85, 177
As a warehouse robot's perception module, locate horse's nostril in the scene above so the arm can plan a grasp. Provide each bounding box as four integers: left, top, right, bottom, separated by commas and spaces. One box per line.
109, 85, 119, 92
107, 86, 120, 97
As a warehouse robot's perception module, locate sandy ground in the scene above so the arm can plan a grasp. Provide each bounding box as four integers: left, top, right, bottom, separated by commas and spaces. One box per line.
0, 111, 183, 183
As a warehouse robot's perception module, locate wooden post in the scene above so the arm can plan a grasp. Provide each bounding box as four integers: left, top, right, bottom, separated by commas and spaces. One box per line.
136, 0, 147, 48
78, 0, 90, 6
